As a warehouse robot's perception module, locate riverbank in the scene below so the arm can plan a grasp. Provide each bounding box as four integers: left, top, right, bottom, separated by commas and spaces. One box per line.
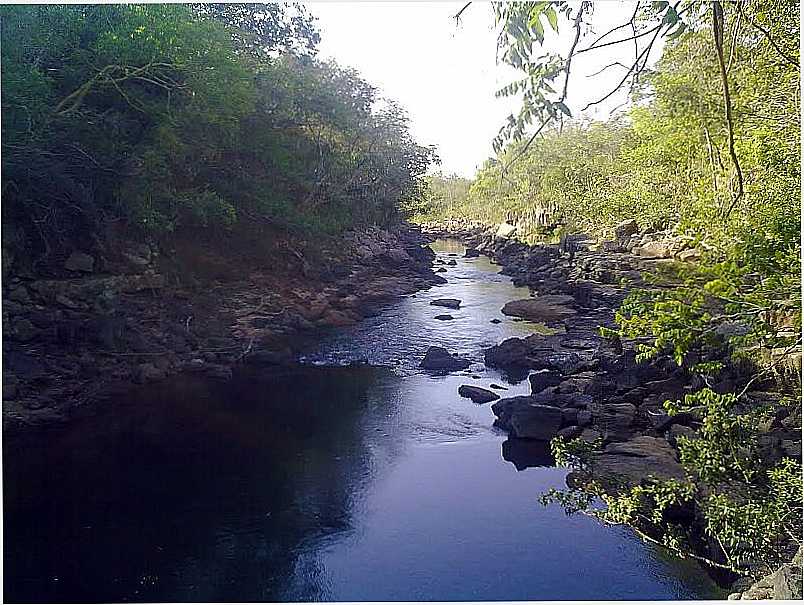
419, 220, 802, 599
2, 223, 445, 430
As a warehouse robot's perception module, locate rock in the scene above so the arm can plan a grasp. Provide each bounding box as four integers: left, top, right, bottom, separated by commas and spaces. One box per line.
592, 436, 686, 487
589, 401, 637, 440
484, 337, 531, 370
203, 364, 232, 381
430, 298, 461, 309
64, 251, 95, 273
615, 219, 639, 239
7, 285, 31, 304
529, 370, 562, 394
677, 248, 702, 263
491, 396, 563, 440
318, 309, 357, 327
495, 222, 517, 239
577, 410, 592, 426
419, 346, 471, 372
436, 267, 447, 273
633, 241, 672, 259
434, 314, 454, 321
136, 363, 165, 383
446, 259, 458, 266
561, 408, 579, 426
245, 349, 292, 366
772, 562, 803, 600
558, 425, 583, 440
501, 295, 576, 323
781, 439, 801, 457
13, 319, 40, 342
489, 383, 508, 390
458, 385, 500, 404
667, 424, 697, 446
464, 248, 481, 258
490, 318, 502, 324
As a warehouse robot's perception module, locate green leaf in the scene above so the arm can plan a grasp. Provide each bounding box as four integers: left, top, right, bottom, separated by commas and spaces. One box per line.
545, 6, 558, 32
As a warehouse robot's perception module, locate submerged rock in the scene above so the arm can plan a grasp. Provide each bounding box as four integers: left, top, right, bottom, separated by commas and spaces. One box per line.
419, 346, 471, 372
430, 298, 461, 309
434, 314, 454, 321
458, 385, 500, 404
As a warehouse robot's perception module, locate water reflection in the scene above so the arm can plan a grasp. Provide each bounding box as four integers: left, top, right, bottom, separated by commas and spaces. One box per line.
3, 240, 726, 602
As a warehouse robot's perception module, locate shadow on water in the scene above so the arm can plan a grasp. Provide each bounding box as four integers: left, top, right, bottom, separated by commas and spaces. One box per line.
4, 240, 727, 602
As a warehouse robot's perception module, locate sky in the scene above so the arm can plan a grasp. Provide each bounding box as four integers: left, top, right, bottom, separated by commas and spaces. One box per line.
308, 1, 662, 178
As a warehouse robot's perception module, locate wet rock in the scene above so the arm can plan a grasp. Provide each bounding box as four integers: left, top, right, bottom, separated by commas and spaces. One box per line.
446, 259, 458, 266
434, 314, 454, 321
419, 346, 471, 372
458, 385, 500, 404
245, 349, 292, 366
436, 267, 447, 273
592, 436, 685, 487
528, 370, 562, 394
464, 248, 481, 258
501, 295, 576, 323
318, 309, 357, 327
64, 251, 95, 273
489, 318, 502, 324
430, 298, 461, 309
491, 396, 563, 440
489, 383, 508, 390
484, 337, 531, 370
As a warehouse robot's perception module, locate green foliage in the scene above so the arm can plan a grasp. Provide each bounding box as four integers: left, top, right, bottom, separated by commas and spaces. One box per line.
1, 4, 436, 267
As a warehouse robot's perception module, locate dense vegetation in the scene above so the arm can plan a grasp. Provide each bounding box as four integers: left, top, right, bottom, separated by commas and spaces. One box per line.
1, 4, 436, 274
417, 0, 801, 579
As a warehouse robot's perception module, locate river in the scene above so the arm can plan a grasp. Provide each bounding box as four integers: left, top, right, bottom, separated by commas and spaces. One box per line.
3, 239, 725, 602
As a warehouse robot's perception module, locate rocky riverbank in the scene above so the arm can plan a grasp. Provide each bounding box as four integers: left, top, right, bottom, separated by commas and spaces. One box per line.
419, 219, 802, 599
3, 223, 445, 429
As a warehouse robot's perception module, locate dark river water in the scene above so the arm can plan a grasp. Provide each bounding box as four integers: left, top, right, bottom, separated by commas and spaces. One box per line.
4, 240, 725, 602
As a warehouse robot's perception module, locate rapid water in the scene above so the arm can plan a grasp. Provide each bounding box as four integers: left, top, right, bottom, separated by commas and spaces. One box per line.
3, 240, 725, 602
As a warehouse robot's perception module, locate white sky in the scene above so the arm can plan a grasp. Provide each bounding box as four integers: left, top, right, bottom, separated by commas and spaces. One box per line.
308, 1, 661, 178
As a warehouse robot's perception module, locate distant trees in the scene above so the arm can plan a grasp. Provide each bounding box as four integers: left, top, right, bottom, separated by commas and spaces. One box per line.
0, 4, 437, 269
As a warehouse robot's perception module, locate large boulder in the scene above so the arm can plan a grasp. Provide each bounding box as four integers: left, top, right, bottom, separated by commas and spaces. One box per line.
491, 396, 563, 440
501, 295, 577, 323
458, 385, 500, 404
495, 222, 517, 239
419, 346, 471, 372
484, 337, 532, 370
589, 401, 637, 441
591, 436, 685, 487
